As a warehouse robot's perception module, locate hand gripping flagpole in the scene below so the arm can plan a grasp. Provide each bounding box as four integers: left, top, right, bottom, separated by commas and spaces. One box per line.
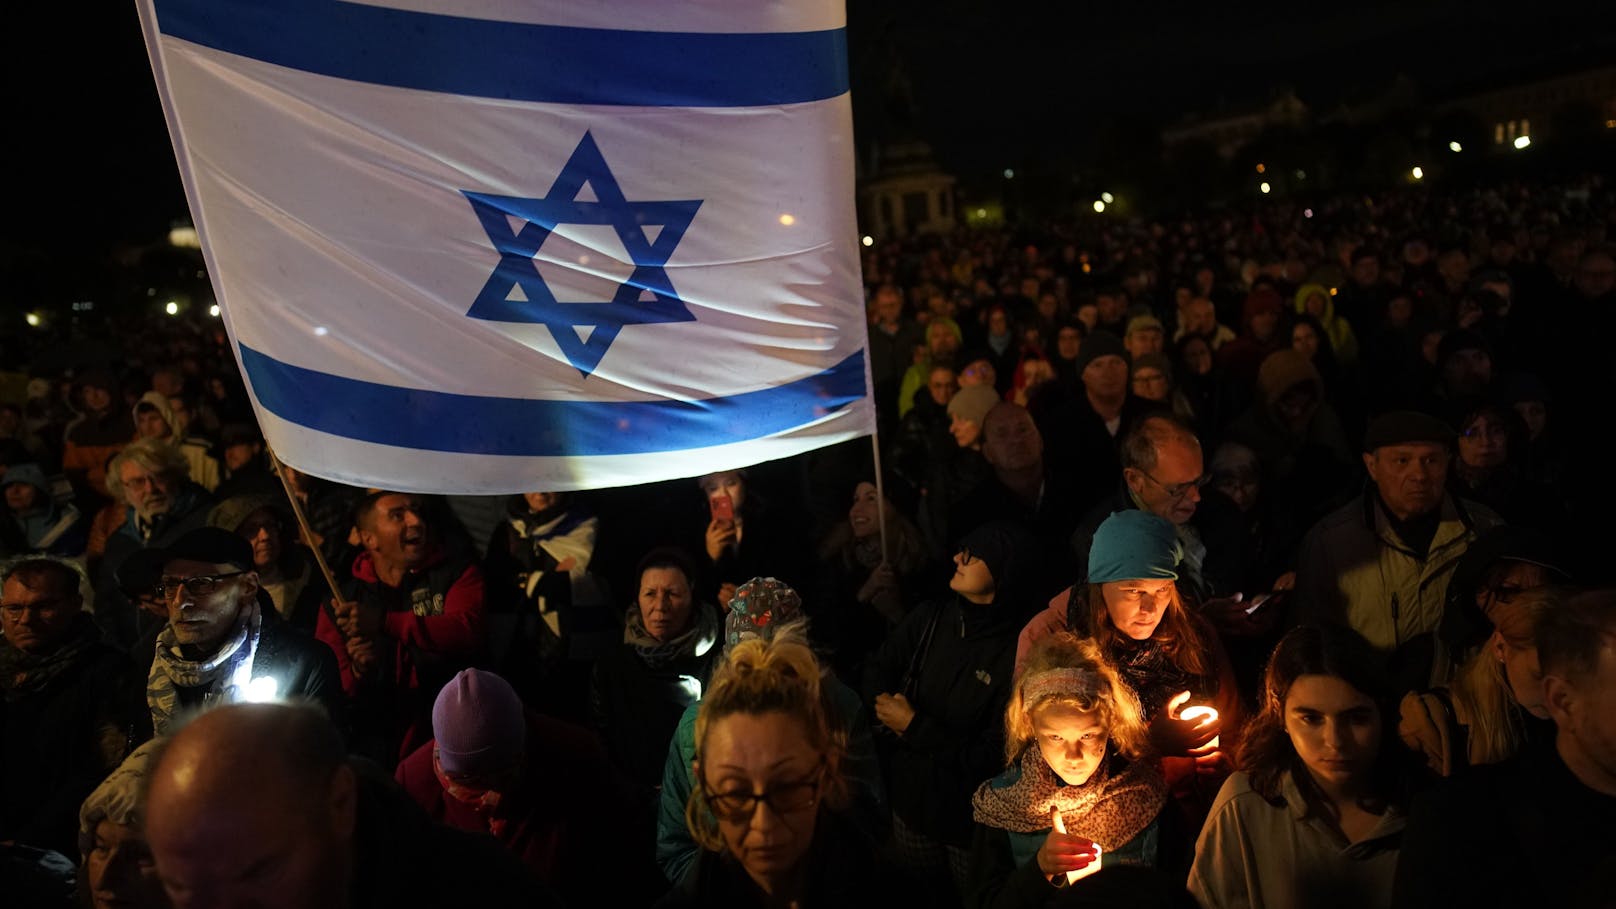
267, 449, 347, 609
869, 433, 889, 565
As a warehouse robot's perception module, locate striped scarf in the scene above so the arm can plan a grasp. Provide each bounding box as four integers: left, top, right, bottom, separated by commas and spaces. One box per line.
147, 599, 262, 735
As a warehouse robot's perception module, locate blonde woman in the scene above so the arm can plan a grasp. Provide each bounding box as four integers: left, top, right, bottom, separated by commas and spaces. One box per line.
1399, 587, 1560, 776
659, 636, 907, 908
966, 632, 1169, 908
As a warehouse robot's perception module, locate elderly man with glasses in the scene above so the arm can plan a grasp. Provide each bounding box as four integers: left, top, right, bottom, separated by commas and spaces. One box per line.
1068, 412, 1254, 612
121, 527, 340, 738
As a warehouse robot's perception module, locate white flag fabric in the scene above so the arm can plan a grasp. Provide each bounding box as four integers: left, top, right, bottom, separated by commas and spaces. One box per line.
137, 0, 872, 493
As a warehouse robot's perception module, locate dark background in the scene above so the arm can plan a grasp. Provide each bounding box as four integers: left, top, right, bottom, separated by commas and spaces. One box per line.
3, 1, 1613, 266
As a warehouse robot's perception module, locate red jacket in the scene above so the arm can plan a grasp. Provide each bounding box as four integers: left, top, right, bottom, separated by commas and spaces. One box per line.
316, 547, 486, 759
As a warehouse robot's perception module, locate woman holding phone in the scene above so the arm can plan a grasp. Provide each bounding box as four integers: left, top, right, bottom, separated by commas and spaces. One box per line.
696, 470, 805, 607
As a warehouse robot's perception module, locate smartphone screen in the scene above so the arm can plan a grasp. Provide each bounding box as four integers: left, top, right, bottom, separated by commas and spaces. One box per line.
710, 493, 734, 522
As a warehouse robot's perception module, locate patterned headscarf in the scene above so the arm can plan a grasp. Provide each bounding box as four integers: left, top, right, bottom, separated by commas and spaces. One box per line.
724, 577, 803, 650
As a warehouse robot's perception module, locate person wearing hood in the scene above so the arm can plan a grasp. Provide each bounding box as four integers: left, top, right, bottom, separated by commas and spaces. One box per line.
590, 547, 720, 799
1225, 350, 1356, 530
1, 463, 86, 558
1293, 283, 1360, 365
1215, 287, 1288, 390
864, 521, 1039, 903
123, 527, 341, 740
61, 370, 136, 501
132, 391, 221, 493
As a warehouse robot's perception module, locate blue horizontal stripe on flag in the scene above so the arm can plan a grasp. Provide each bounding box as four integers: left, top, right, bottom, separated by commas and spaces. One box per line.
239, 344, 867, 457
153, 0, 848, 107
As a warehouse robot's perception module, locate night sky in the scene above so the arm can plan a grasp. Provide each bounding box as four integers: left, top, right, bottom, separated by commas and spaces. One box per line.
4, 1, 1613, 264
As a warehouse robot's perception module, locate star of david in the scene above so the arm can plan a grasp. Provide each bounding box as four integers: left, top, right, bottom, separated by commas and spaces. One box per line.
463, 132, 702, 377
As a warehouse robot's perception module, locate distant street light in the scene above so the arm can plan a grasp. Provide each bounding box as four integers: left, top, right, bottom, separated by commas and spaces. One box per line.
1100, 192, 1114, 204
25, 313, 41, 327
1412, 166, 1424, 180
1514, 135, 1531, 149
165, 301, 179, 316
861, 235, 874, 247
1093, 200, 1106, 213
1003, 168, 1015, 179
209, 304, 221, 317
1259, 182, 1271, 194
1448, 141, 1463, 153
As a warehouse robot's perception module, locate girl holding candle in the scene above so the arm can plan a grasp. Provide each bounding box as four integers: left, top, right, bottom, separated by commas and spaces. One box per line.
966, 631, 1175, 908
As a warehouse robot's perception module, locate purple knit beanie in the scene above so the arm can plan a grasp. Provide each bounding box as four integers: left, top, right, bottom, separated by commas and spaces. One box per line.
432, 669, 527, 776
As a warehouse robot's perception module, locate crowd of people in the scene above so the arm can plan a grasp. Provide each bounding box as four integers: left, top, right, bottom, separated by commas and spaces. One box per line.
2, 173, 1615, 907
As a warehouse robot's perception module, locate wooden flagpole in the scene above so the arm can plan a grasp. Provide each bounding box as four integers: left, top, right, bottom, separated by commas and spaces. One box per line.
267, 448, 346, 607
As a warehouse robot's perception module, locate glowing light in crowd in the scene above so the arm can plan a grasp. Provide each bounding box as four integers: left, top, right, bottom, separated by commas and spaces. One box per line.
1259, 182, 1271, 194
209, 304, 221, 317
861, 235, 874, 247
1101, 192, 1114, 204
243, 676, 281, 703
1449, 141, 1463, 152
1255, 163, 1266, 174
975, 208, 987, 218
165, 301, 179, 315
168, 226, 200, 248
1093, 200, 1106, 213
1051, 809, 1103, 884
1514, 135, 1531, 149
1303, 208, 1314, 218
25, 312, 41, 327
1180, 705, 1220, 750
778, 213, 795, 226
1003, 168, 1015, 179
313, 326, 329, 336
1411, 166, 1424, 180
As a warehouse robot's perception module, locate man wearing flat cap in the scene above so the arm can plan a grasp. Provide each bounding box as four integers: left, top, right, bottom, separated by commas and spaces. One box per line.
1294, 411, 1502, 690
123, 526, 341, 738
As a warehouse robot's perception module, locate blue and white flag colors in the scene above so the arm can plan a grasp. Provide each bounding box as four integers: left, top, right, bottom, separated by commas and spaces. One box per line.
137, 0, 872, 493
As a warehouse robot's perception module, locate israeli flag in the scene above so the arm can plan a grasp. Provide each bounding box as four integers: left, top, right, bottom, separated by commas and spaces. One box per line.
137, 0, 872, 493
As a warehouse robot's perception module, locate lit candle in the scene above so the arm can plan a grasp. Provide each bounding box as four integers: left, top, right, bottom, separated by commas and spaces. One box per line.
1179, 705, 1220, 751
1051, 809, 1103, 884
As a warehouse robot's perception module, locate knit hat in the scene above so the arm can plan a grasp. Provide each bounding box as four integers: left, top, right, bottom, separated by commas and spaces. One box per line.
1074, 330, 1130, 374
208, 493, 287, 536
947, 385, 1000, 427
725, 577, 804, 649
1363, 410, 1455, 452
78, 738, 164, 856
957, 521, 1037, 598
432, 669, 527, 776
1436, 329, 1490, 366
1087, 511, 1181, 584
1125, 314, 1165, 339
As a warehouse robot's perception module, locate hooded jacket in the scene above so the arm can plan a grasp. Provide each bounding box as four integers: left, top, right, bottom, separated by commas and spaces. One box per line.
133, 391, 222, 493
61, 374, 135, 497
1293, 283, 1360, 365
1, 463, 86, 557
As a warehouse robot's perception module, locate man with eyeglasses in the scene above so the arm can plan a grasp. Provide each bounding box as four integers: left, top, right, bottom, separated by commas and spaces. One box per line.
1295, 411, 1502, 690
1069, 413, 1251, 612
0, 557, 139, 857
122, 527, 340, 737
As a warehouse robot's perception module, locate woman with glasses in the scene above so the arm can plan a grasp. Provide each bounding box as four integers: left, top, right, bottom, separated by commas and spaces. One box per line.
1019, 511, 1244, 816
967, 632, 1176, 908
1189, 626, 1409, 909
660, 634, 905, 907
864, 521, 1037, 903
